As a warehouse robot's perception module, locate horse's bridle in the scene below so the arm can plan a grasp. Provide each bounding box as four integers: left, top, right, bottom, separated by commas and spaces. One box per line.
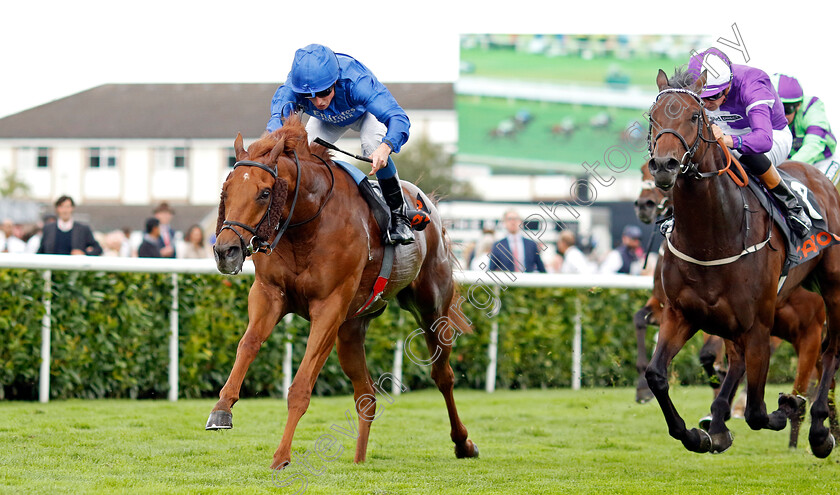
219, 150, 335, 255
647, 88, 719, 179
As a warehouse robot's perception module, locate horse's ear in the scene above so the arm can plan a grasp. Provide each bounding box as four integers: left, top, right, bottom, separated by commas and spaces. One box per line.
689, 70, 707, 95
234, 133, 247, 161
268, 136, 287, 166
656, 69, 670, 91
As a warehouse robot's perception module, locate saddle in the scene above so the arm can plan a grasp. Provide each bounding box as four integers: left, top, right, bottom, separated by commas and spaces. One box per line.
747, 169, 840, 275
331, 159, 432, 317
332, 159, 431, 241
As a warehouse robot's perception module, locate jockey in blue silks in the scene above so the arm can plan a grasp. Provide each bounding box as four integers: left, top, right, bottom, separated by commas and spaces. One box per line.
688, 48, 811, 237
267, 44, 414, 245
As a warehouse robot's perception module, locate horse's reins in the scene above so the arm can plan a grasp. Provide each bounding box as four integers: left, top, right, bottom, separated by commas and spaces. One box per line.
220, 150, 335, 256
649, 88, 749, 187
649, 87, 771, 266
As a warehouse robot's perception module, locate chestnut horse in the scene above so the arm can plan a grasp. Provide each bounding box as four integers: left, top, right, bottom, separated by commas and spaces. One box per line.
646, 69, 840, 456
207, 116, 479, 469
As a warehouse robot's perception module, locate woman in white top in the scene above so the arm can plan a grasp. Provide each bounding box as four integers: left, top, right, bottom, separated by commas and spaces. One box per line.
179, 224, 213, 259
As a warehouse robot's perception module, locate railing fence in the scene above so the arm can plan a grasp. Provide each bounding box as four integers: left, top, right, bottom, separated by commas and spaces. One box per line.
0, 253, 652, 403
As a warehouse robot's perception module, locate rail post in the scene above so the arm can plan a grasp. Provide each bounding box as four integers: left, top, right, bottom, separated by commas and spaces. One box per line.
572, 294, 583, 390
38, 270, 52, 403
168, 273, 179, 401
485, 285, 500, 393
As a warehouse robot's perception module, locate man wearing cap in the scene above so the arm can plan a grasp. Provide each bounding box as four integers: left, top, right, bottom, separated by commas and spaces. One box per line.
770, 73, 839, 185
600, 225, 643, 275
687, 48, 811, 237
266, 43, 414, 245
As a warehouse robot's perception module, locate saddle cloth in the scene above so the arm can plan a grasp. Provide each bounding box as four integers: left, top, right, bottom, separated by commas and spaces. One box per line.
332, 159, 431, 233
748, 169, 840, 275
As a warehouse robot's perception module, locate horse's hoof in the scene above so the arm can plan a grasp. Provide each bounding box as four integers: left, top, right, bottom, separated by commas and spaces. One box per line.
778, 393, 807, 419
710, 431, 733, 454
684, 428, 712, 453
205, 410, 233, 430
768, 410, 789, 431
455, 440, 479, 458
810, 432, 836, 459
636, 387, 654, 404
698, 415, 712, 431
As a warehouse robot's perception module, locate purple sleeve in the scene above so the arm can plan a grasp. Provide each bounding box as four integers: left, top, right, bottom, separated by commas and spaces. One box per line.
739, 104, 774, 154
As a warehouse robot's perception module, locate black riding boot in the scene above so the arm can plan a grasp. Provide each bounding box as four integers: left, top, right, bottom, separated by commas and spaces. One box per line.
770, 182, 812, 238
378, 173, 415, 245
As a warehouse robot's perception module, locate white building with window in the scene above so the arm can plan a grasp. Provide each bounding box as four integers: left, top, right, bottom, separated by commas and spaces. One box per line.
0, 83, 455, 230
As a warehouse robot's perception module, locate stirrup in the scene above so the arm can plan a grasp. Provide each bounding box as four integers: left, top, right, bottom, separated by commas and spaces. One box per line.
789, 214, 811, 238
387, 208, 415, 245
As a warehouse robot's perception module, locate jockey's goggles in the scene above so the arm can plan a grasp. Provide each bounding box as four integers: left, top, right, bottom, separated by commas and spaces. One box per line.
702, 91, 725, 102
783, 102, 799, 115
300, 85, 334, 99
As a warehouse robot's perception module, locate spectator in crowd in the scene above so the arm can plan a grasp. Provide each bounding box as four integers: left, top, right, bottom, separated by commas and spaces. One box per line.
489, 209, 546, 273
552, 230, 595, 274
154, 202, 176, 258
37, 196, 102, 256
1, 218, 27, 253
600, 225, 644, 275
470, 229, 497, 271
102, 230, 128, 257
25, 214, 55, 254
138, 217, 162, 258
179, 224, 213, 259
120, 226, 134, 257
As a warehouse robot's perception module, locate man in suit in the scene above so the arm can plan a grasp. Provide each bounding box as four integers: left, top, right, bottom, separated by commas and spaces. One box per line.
37, 195, 102, 256
488, 209, 546, 273
138, 217, 163, 258
153, 202, 176, 258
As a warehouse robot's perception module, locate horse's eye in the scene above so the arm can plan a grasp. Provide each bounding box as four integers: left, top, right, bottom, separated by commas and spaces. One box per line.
259, 189, 271, 200
691, 112, 700, 122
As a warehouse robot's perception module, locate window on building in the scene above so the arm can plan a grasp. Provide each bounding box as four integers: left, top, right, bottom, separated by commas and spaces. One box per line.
174, 147, 186, 168
89, 147, 118, 168
36, 147, 49, 168
155, 147, 189, 169
89, 147, 101, 168
227, 148, 237, 168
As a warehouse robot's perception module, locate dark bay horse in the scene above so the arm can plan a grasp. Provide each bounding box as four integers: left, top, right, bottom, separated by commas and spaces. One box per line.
207, 115, 479, 469
646, 69, 840, 456
633, 169, 828, 448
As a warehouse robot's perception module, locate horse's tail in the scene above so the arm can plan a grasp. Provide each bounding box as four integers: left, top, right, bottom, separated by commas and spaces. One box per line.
441, 224, 474, 335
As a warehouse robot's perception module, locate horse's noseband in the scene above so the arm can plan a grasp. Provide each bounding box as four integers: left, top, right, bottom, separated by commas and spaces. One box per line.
219, 154, 301, 256
219, 150, 335, 256
648, 88, 717, 178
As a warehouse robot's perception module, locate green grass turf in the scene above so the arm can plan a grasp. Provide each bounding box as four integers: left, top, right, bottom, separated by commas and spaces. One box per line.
456, 96, 648, 174
460, 48, 684, 87
4, 387, 840, 494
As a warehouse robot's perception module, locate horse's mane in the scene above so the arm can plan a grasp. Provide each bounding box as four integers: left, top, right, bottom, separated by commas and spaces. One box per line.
666, 65, 698, 90
248, 114, 331, 162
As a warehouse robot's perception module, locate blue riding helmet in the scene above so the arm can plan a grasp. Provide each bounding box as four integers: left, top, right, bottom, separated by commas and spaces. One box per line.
289, 44, 340, 97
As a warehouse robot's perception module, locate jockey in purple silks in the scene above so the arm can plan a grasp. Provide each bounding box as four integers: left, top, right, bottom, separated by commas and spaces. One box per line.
688, 48, 811, 237
267, 44, 414, 245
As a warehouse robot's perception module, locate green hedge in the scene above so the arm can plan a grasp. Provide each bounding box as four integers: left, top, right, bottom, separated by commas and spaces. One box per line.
0, 269, 799, 400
